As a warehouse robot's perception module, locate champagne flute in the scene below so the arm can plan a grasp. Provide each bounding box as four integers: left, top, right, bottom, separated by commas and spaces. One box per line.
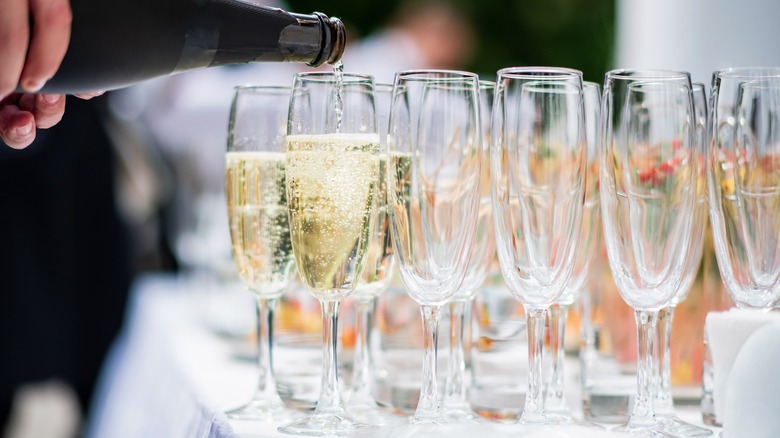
388, 70, 482, 424
600, 70, 696, 435
345, 83, 399, 426
708, 68, 780, 310
543, 80, 602, 425
224, 85, 299, 422
280, 72, 380, 436
491, 67, 586, 425
441, 80, 496, 423
653, 82, 713, 438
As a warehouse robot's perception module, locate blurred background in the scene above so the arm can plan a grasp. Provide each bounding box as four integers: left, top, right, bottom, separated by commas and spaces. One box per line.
3, 0, 780, 436
296, 0, 615, 83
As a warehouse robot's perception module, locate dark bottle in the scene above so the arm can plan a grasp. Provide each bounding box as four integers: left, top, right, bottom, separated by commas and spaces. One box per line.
39, 0, 346, 94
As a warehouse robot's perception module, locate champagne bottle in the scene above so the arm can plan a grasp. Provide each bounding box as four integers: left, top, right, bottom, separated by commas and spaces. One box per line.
39, 0, 346, 94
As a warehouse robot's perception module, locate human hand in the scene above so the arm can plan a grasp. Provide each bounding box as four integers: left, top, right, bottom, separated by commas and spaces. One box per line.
0, 0, 93, 149
1, 0, 72, 95
0, 91, 104, 149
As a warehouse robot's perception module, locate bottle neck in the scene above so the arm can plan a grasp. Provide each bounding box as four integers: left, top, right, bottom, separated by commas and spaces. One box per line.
180, 3, 345, 70
297, 12, 346, 67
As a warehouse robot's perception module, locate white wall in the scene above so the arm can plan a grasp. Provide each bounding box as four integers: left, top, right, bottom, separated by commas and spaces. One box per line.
615, 0, 780, 85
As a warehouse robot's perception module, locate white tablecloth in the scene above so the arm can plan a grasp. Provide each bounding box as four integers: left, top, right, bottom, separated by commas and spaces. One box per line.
85, 274, 241, 438
84, 274, 714, 438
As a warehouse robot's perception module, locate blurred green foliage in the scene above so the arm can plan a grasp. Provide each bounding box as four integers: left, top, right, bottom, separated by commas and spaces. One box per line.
287, 0, 615, 83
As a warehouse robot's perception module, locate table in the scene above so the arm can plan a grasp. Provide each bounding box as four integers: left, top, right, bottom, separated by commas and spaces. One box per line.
84, 274, 716, 437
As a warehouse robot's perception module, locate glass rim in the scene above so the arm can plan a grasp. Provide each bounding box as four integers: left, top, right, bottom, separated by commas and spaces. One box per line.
521, 80, 581, 94
293, 71, 375, 84
233, 84, 291, 93
497, 66, 583, 80
606, 68, 691, 81
479, 80, 496, 90
739, 78, 780, 91
713, 66, 780, 80
394, 69, 479, 83
583, 81, 600, 90
625, 80, 691, 95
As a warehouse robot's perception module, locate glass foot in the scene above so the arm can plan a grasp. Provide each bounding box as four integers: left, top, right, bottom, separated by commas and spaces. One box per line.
408, 412, 448, 425
518, 410, 548, 426
441, 404, 485, 424
545, 409, 604, 429
346, 400, 405, 427
656, 415, 714, 437
278, 412, 370, 436
613, 422, 677, 437
226, 398, 300, 422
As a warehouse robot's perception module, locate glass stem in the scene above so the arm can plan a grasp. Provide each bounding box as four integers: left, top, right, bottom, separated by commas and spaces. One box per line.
316, 299, 344, 416
655, 306, 675, 414
350, 298, 375, 404
444, 298, 469, 410
253, 297, 282, 403
522, 306, 547, 423
630, 309, 659, 428
580, 288, 595, 353
546, 303, 570, 414
413, 304, 442, 422
462, 297, 474, 392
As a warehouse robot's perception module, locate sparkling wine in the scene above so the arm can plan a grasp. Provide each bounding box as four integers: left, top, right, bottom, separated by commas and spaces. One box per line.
352, 157, 394, 299
387, 151, 414, 263
225, 151, 294, 298
333, 60, 345, 133
286, 133, 380, 300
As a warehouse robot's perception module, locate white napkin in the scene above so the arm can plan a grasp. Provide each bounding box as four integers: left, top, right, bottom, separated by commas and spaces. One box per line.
724, 321, 780, 438
705, 309, 780, 421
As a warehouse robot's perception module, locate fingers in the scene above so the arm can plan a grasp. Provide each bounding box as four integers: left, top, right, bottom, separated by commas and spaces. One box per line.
0, 0, 74, 151
32, 94, 66, 129
17, 92, 65, 129
0, 98, 36, 149
0, 0, 30, 98
20, 0, 72, 92
74, 91, 106, 100
0, 93, 66, 149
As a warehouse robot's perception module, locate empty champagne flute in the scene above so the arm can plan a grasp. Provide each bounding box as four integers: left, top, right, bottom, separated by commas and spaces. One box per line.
708, 68, 780, 310
543, 80, 602, 425
600, 70, 696, 435
653, 82, 712, 438
224, 85, 299, 422
280, 72, 380, 436
441, 80, 496, 423
388, 70, 482, 424
491, 67, 587, 425
345, 83, 399, 426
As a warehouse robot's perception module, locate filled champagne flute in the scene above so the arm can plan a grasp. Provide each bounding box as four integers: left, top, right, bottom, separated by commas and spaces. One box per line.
708, 68, 780, 310
388, 70, 482, 424
653, 82, 713, 438
224, 85, 299, 422
543, 80, 602, 425
345, 83, 399, 426
280, 72, 380, 436
491, 67, 586, 425
600, 70, 696, 435
441, 80, 496, 423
